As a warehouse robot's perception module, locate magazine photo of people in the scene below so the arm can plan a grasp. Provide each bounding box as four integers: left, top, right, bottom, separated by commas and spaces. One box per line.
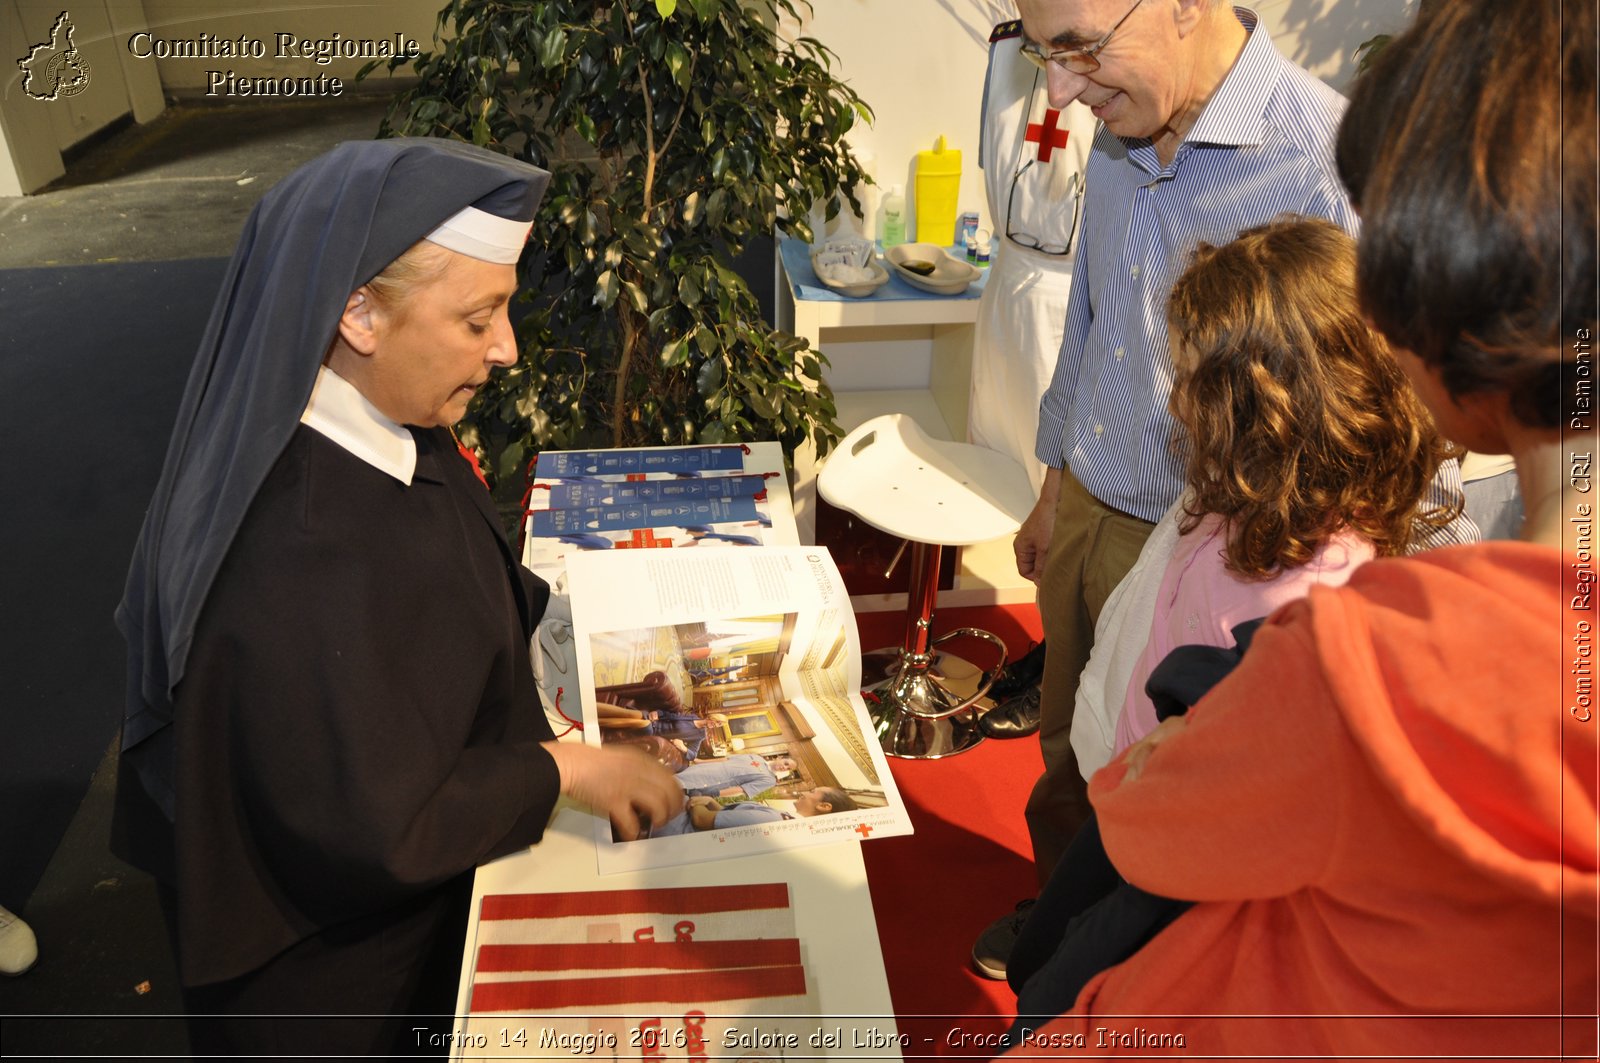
567, 548, 913, 873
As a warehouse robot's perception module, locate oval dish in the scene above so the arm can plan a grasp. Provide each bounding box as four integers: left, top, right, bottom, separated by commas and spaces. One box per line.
884, 242, 981, 295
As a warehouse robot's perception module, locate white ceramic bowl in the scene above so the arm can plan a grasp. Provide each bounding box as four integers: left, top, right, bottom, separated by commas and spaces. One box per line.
884, 242, 981, 295
810, 252, 890, 298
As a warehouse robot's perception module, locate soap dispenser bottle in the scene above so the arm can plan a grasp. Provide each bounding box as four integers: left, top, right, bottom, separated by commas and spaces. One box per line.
880, 184, 906, 247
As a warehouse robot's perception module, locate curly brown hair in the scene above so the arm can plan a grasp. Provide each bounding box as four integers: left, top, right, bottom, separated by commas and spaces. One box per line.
1166, 217, 1461, 580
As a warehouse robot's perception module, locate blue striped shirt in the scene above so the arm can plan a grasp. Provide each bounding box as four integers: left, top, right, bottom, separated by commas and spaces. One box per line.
1035, 9, 1477, 547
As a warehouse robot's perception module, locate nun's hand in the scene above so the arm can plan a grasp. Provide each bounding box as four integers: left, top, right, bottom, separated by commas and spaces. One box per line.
541, 741, 685, 840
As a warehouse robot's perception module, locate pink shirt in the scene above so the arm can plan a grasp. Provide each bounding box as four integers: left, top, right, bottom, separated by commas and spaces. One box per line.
1112, 513, 1373, 754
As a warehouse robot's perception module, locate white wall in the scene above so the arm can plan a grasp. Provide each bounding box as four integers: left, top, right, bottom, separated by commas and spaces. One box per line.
789, 0, 1418, 236
1253, 0, 1418, 89
787, 0, 1007, 236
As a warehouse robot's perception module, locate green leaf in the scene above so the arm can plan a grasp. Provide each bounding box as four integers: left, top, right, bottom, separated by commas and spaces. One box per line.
681, 191, 703, 226
622, 279, 649, 314
677, 270, 702, 307
696, 357, 725, 395
497, 440, 526, 485
594, 269, 620, 309
655, 0, 678, 15
538, 28, 567, 69
706, 187, 728, 228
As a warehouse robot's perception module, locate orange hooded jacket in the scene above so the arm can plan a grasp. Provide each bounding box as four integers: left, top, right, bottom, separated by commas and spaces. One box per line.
1026, 543, 1597, 1059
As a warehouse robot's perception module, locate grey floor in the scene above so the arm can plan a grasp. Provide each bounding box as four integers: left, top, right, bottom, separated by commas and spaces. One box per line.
0, 94, 393, 1058
0, 95, 392, 268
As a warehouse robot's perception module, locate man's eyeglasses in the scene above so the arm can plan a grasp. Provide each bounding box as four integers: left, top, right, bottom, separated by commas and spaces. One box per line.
1019, 0, 1143, 76
1006, 159, 1083, 257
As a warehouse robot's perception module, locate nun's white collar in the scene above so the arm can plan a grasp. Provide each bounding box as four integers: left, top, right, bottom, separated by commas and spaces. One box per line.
298, 365, 416, 485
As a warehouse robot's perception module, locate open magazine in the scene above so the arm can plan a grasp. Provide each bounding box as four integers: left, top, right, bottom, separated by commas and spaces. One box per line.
565, 547, 913, 874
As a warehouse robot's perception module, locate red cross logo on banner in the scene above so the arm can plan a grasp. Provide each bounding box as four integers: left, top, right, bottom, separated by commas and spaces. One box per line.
1025, 108, 1070, 162
855, 823, 874, 838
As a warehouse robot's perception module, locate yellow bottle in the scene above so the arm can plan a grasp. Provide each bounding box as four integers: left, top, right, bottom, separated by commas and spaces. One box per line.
914, 135, 962, 247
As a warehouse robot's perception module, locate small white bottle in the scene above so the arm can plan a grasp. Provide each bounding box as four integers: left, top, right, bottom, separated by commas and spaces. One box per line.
880, 184, 906, 247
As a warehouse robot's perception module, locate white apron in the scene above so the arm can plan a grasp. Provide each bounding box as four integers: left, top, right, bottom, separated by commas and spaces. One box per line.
968, 22, 1096, 497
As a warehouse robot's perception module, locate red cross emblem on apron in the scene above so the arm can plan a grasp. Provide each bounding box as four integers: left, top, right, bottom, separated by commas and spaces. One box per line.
1025, 107, 1071, 162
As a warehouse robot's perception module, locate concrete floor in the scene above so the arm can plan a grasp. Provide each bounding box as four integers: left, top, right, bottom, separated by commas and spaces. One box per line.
0, 95, 393, 268
1, 742, 190, 1056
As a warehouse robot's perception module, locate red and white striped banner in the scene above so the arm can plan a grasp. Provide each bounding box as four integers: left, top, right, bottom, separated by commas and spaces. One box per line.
462, 883, 820, 1060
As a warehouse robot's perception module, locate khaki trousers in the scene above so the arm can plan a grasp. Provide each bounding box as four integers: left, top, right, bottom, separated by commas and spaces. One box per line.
1023, 470, 1156, 886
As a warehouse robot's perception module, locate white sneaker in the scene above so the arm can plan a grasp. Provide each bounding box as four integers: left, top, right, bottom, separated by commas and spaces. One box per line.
0, 904, 38, 975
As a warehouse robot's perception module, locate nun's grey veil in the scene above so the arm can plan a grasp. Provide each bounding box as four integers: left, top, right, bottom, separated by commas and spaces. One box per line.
116, 137, 550, 818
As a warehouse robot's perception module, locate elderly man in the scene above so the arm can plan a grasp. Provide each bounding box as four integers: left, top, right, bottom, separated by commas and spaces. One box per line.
113, 138, 681, 1054
973, 0, 1477, 980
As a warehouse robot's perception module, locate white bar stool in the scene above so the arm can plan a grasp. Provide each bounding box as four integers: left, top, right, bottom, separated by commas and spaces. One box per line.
819, 414, 1036, 758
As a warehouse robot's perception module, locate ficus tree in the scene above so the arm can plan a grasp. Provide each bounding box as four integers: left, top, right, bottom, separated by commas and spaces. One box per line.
362, 0, 874, 498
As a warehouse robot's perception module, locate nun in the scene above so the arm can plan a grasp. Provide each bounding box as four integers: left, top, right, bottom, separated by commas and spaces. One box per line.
111, 138, 682, 1054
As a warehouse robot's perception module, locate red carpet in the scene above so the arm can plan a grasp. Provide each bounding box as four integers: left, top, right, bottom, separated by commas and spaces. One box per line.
856, 603, 1045, 1051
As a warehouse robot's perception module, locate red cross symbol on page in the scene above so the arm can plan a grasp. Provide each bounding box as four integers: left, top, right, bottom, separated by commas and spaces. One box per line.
855, 822, 874, 838
1025, 108, 1070, 162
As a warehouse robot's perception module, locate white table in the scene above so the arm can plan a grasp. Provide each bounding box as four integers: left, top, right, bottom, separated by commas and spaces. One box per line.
455, 457, 900, 1059
451, 808, 901, 1060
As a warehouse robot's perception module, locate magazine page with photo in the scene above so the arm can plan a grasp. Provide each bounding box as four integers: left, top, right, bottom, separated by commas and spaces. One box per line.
566, 547, 913, 874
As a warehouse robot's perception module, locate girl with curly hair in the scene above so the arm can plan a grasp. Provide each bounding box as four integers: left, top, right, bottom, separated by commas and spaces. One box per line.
1110, 214, 1458, 753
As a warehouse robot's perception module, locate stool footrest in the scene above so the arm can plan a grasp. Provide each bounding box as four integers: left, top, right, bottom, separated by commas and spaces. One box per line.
862, 632, 1008, 760
923, 627, 1006, 716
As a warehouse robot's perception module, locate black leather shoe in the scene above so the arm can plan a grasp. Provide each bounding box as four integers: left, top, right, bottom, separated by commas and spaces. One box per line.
986, 640, 1047, 701
971, 898, 1035, 980
978, 685, 1041, 739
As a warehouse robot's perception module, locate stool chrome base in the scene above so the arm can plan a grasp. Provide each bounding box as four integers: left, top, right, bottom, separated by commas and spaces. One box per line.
862, 629, 1004, 759
870, 653, 979, 758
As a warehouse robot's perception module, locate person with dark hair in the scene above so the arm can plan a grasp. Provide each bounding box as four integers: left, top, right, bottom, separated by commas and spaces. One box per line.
1015, 0, 1597, 1053
111, 138, 682, 1055
975, 0, 1477, 981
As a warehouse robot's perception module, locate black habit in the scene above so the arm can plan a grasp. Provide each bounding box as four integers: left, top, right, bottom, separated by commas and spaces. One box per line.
111, 138, 556, 1053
